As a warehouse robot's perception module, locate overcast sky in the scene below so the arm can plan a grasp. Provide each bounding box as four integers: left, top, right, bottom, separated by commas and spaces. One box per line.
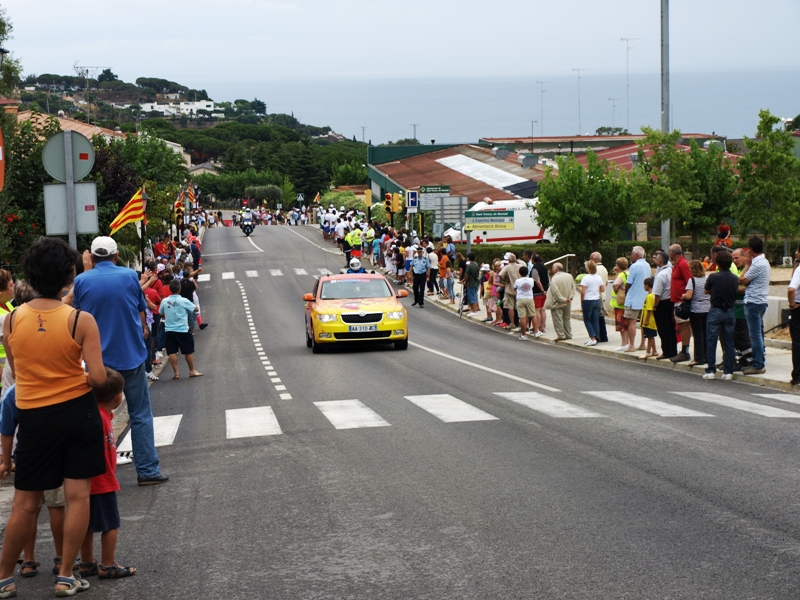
4, 0, 799, 87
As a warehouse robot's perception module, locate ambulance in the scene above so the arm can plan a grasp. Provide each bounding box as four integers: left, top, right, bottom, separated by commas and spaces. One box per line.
443, 198, 553, 245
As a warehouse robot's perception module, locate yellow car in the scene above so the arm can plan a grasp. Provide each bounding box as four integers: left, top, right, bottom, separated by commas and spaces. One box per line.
304, 273, 409, 353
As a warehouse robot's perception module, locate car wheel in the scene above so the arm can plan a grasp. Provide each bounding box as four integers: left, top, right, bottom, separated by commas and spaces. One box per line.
305, 323, 313, 348
394, 338, 408, 351
311, 328, 323, 354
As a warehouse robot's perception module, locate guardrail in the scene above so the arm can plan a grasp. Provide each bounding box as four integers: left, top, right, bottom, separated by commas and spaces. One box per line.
544, 253, 576, 273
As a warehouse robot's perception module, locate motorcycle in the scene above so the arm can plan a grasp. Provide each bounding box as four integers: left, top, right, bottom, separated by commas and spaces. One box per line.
241, 219, 254, 236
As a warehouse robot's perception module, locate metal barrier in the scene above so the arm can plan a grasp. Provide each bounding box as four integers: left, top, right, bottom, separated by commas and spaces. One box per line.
544, 253, 576, 273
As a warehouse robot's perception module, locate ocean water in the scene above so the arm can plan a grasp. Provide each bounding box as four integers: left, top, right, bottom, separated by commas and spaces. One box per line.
206, 71, 799, 145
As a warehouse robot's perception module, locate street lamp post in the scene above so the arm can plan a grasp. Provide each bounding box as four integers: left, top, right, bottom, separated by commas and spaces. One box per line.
572, 68, 588, 134
620, 37, 639, 132
0, 48, 8, 70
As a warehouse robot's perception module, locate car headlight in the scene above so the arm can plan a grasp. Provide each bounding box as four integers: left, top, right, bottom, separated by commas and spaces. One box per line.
386, 311, 404, 320
317, 314, 338, 323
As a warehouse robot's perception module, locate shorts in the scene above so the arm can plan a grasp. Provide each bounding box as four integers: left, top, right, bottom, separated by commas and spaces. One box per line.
624, 308, 641, 320
88, 491, 120, 533
466, 287, 479, 305
516, 298, 536, 318
644, 328, 658, 339
534, 295, 546, 309
674, 313, 690, 324
44, 487, 65, 508
351, 248, 362, 258
505, 294, 517, 310
14, 391, 105, 491
404, 259, 412, 271
166, 330, 195, 355
614, 308, 629, 332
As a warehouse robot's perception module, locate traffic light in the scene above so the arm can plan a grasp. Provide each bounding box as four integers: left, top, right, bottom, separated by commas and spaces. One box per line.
384, 193, 392, 213
175, 200, 185, 223
392, 193, 403, 213
364, 189, 372, 207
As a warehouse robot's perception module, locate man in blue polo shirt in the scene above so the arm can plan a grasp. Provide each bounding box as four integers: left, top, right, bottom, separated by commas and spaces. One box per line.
73, 236, 167, 486
624, 246, 651, 353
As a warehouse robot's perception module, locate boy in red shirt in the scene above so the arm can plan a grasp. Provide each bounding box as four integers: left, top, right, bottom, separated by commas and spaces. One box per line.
79, 368, 137, 580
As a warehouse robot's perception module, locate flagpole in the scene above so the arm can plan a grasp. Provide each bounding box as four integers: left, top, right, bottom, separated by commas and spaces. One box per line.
141, 187, 149, 269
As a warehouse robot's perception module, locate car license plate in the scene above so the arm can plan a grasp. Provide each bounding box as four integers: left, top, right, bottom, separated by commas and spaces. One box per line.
349, 325, 377, 332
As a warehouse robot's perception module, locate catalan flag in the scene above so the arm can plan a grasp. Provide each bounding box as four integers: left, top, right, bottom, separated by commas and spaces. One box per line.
109, 188, 147, 236
187, 184, 196, 206
313, 192, 321, 203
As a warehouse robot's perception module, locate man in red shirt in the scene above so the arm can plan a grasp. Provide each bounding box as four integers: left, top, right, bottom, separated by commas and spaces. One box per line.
669, 244, 693, 362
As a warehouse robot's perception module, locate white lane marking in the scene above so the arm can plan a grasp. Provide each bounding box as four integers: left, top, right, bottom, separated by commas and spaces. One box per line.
196, 274, 211, 282
294, 268, 308, 275
246, 270, 259, 277
269, 269, 284, 276
247, 237, 264, 252
202, 250, 261, 257
282, 224, 341, 254
583, 391, 714, 417
270, 378, 282, 383
408, 342, 560, 392
318, 268, 333, 275
405, 394, 498, 422
267, 371, 277, 376
118, 415, 183, 452
275, 385, 286, 391
226, 407, 282, 438
673, 392, 800, 418
222, 272, 235, 280
494, 392, 605, 418
753, 393, 800, 406
314, 400, 391, 429
280, 393, 293, 400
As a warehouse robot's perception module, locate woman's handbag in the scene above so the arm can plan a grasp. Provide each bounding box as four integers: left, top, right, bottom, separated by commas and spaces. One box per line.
674, 277, 694, 320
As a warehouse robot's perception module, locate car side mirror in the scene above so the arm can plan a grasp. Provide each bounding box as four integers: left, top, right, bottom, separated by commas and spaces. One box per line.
303, 293, 314, 302
396, 289, 409, 298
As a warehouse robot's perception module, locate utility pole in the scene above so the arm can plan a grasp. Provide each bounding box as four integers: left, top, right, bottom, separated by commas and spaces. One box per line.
609, 97, 620, 129
411, 123, 419, 142
620, 37, 639, 132
535, 81, 547, 136
361, 126, 366, 143
660, 0, 671, 246
572, 68, 588, 134
531, 120, 537, 152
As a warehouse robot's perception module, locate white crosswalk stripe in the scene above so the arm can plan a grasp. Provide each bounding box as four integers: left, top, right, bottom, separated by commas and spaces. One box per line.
221, 272, 235, 280
495, 392, 605, 418
582, 391, 714, 417
269, 269, 283, 276
318, 268, 333, 275
404, 394, 498, 422
314, 400, 391, 429
196, 274, 211, 282
226, 407, 282, 438
673, 392, 800, 418
118, 414, 183, 452
753, 393, 800, 406
294, 268, 308, 275
245, 270, 259, 278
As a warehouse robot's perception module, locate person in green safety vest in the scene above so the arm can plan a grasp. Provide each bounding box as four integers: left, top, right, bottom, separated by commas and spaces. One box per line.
0, 269, 15, 389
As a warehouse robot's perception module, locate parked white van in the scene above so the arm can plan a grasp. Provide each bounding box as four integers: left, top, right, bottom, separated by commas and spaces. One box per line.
443, 198, 553, 245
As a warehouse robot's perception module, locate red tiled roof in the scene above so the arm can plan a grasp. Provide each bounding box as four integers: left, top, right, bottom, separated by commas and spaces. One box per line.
575, 142, 740, 171
17, 111, 126, 141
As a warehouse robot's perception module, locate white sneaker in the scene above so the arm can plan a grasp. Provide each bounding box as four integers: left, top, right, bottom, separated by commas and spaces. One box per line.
585, 339, 597, 347
703, 372, 716, 380
534, 331, 544, 338
613, 345, 630, 352
519, 335, 528, 340
721, 373, 733, 380
155, 351, 164, 359
147, 372, 159, 381
117, 452, 133, 465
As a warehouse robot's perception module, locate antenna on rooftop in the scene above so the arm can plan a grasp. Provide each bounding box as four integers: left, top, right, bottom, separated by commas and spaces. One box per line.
73, 62, 109, 91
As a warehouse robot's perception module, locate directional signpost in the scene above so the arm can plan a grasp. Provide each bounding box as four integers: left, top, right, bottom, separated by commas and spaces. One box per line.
464, 210, 515, 230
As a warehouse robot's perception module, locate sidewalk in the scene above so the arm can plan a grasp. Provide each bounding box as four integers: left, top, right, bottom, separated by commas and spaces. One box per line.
419, 278, 797, 393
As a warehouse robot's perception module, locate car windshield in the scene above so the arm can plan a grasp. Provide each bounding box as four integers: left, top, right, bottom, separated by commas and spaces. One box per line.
320, 279, 392, 300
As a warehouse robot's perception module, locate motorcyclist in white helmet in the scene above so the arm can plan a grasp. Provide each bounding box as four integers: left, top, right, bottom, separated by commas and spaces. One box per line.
346, 258, 366, 274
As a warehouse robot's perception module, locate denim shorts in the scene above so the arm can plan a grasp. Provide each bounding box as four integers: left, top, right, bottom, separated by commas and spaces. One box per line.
466, 287, 479, 305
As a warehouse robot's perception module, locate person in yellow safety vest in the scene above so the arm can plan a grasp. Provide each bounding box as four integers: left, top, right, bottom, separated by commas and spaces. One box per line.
346, 226, 364, 259
0, 269, 15, 385
364, 225, 375, 249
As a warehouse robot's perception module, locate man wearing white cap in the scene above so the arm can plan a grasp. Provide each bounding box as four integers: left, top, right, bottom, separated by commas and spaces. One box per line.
72, 237, 167, 486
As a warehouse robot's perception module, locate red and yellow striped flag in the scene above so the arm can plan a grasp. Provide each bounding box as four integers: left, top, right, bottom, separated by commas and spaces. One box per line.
187, 184, 196, 205
109, 188, 146, 236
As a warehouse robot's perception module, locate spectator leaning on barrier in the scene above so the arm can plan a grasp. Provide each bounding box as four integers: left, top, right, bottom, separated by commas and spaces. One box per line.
738, 237, 771, 375
624, 246, 651, 352
544, 262, 575, 341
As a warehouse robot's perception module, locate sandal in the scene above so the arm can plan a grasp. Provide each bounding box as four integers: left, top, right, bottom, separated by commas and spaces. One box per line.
98, 562, 136, 579
52, 558, 80, 575
54, 575, 90, 597
19, 560, 39, 578
0, 576, 15, 599
78, 561, 97, 578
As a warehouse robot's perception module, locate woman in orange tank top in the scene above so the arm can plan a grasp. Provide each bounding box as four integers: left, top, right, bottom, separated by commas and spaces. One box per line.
0, 238, 107, 597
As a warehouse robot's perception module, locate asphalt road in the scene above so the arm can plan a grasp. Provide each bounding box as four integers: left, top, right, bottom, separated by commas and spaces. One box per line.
17, 223, 800, 599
